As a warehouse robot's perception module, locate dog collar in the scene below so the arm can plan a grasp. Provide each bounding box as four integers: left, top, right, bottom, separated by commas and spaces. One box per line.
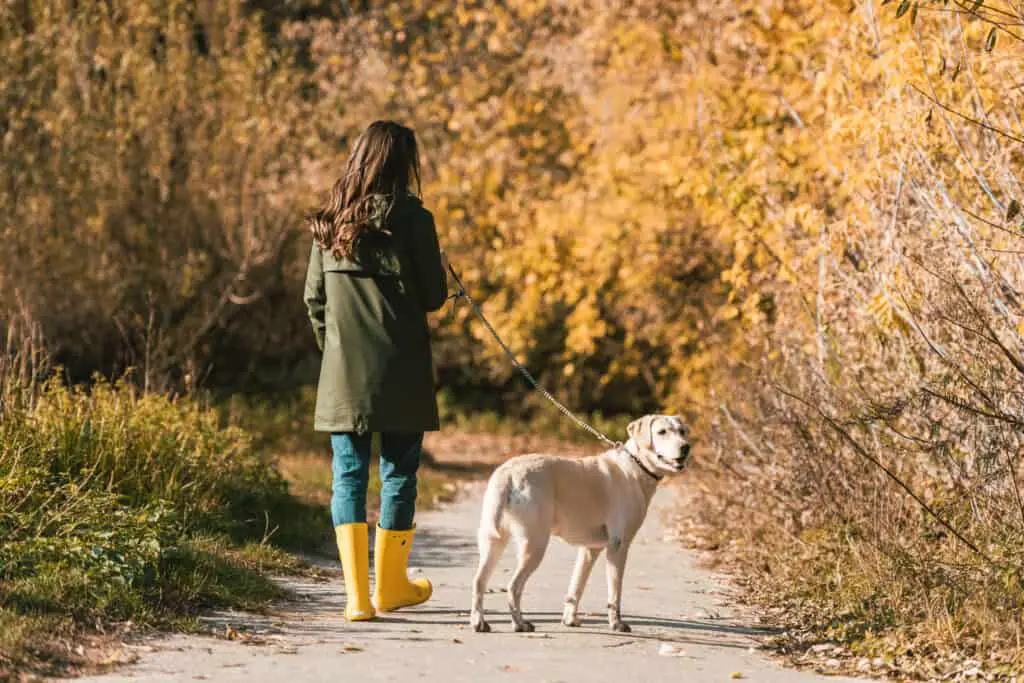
624, 447, 663, 482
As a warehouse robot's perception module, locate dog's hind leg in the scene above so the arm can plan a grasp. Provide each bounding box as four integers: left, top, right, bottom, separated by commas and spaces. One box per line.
470, 530, 508, 633
507, 529, 550, 632
604, 538, 633, 633
562, 547, 601, 627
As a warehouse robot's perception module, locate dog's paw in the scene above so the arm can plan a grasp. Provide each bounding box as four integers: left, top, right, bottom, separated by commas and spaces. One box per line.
611, 621, 632, 633
472, 620, 491, 633
562, 617, 582, 628
514, 621, 536, 633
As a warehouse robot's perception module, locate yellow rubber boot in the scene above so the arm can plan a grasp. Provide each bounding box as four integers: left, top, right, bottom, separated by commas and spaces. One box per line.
335, 523, 376, 621
373, 526, 432, 612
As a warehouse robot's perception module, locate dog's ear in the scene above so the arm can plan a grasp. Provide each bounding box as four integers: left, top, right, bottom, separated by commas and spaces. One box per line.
627, 415, 655, 451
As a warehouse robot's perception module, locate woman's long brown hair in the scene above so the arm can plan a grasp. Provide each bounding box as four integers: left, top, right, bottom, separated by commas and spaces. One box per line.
308, 120, 422, 259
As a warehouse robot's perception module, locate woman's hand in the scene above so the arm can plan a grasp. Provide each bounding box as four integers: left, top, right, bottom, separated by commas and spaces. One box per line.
440, 250, 450, 274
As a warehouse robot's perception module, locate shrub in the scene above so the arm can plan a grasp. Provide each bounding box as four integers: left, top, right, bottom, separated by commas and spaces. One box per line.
0, 352, 310, 672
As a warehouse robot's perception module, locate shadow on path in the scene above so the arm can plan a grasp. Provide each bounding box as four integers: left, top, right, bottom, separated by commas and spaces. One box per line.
237, 595, 778, 653
406, 527, 478, 568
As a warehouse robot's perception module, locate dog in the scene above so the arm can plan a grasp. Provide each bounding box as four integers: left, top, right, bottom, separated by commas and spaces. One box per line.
469, 414, 691, 633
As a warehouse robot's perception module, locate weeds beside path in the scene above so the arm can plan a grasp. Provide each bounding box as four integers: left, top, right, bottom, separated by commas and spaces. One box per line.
0, 375, 328, 679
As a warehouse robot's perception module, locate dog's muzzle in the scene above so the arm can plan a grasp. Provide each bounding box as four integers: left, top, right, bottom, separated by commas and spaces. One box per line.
671, 443, 691, 470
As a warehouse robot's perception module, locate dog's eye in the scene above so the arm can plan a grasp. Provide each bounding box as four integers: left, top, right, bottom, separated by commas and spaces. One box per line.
656, 429, 667, 435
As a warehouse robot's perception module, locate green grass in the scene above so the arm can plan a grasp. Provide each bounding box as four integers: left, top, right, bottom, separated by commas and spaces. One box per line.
0, 376, 323, 675
0, 536, 294, 677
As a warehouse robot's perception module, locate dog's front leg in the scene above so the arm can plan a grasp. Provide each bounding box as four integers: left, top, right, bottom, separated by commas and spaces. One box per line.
562, 547, 601, 627
604, 538, 632, 633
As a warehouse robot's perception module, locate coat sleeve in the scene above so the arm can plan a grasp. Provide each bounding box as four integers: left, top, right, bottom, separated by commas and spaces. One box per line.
407, 208, 448, 312
303, 242, 327, 351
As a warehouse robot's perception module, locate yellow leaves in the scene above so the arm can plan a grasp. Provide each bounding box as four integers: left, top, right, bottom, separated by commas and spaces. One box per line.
867, 291, 899, 332
145, 0, 996, 415
718, 305, 741, 322
565, 296, 608, 358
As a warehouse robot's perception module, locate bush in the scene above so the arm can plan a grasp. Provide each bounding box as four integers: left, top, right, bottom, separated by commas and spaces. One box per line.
0, 1, 318, 391
677, 1, 1024, 675
0, 359, 312, 673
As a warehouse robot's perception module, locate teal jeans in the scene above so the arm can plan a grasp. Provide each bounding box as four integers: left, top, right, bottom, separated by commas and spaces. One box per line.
331, 432, 422, 531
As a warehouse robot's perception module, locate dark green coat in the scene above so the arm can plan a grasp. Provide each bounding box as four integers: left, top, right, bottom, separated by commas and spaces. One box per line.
303, 193, 448, 433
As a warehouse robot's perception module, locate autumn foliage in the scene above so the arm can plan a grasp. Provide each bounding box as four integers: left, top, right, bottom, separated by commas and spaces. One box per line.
3, 0, 1024, 673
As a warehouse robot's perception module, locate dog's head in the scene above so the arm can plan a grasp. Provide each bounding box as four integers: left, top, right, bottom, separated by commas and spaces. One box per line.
627, 414, 691, 475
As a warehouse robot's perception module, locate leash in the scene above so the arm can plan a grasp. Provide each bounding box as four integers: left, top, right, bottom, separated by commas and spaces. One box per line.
445, 263, 622, 451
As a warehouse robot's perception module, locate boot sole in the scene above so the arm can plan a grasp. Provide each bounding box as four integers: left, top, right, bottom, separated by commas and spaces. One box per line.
373, 593, 432, 612
346, 609, 377, 621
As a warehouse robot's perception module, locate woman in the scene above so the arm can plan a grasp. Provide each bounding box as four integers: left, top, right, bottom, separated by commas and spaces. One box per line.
304, 120, 448, 621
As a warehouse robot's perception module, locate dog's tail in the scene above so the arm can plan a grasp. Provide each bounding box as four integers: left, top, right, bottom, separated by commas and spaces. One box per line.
479, 473, 508, 540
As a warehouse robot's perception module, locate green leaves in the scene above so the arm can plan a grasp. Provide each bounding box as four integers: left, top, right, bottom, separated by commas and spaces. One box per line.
894, 0, 920, 23
984, 27, 997, 52
1006, 199, 1019, 223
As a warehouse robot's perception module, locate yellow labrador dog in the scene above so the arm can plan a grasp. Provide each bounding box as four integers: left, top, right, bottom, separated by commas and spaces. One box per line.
469, 415, 691, 633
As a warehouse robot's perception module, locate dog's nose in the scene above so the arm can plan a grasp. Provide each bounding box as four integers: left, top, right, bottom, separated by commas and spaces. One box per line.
682, 443, 691, 456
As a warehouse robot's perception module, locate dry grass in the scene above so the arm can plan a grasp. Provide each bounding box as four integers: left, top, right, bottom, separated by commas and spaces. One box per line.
675, 456, 1024, 681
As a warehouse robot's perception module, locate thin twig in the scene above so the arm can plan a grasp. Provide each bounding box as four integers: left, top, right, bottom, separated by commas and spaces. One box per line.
909, 84, 1024, 147
772, 383, 1000, 568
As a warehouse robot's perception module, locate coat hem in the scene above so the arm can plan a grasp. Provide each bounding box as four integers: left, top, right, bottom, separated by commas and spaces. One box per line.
313, 420, 441, 433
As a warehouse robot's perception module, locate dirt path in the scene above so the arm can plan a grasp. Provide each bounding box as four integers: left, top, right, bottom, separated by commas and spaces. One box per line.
71, 482, 864, 683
